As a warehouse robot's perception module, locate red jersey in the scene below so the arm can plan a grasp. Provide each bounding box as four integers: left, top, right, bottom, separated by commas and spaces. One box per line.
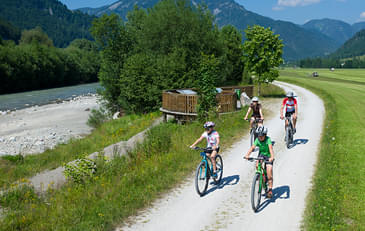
282, 98, 297, 112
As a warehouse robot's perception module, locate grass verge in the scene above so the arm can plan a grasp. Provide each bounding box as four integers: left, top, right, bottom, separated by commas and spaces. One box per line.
0, 109, 249, 230
253, 83, 286, 98
279, 68, 365, 230
0, 112, 161, 188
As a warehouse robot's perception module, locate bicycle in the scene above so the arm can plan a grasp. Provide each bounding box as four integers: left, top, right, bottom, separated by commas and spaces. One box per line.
246, 118, 263, 146
284, 116, 294, 148
245, 156, 270, 212
192, 147, 223, 196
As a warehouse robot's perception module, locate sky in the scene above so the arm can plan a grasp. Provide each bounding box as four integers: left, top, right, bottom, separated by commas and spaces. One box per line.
60, 0, 365, 25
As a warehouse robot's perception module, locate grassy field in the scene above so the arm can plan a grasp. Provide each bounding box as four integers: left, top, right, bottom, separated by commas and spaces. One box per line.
0, 85, 284, 230
0, 112, 161, 188
279, 68, 365, 230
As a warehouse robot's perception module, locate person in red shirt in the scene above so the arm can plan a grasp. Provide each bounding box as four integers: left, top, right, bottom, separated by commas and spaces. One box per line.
280, 91, 298, 133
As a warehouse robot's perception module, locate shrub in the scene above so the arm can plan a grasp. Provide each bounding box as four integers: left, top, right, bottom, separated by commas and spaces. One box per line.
87, 107, 111, 128
63, 158, 97, 183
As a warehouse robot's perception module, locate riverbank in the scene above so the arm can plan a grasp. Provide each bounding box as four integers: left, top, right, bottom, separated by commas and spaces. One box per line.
0, 95, 99, 156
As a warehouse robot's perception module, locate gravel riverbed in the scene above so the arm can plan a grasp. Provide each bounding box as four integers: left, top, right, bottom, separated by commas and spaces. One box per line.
0, 95, 99, 156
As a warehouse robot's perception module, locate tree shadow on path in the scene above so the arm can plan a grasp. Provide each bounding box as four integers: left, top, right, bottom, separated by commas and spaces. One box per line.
256, 185, 290, 212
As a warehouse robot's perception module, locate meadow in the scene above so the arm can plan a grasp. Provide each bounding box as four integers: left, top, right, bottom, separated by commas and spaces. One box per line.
279, 68, 365, 230
0, 112, 161, 188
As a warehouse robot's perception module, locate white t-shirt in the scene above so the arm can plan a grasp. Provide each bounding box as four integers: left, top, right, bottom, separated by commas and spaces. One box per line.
202, 130, 220, 148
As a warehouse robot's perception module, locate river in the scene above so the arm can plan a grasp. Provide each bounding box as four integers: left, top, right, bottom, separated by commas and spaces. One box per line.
0, 82, 101, 111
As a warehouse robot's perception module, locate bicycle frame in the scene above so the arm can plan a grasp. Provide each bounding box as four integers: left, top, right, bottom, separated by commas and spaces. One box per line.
286, 116, 293, 130
199, 152, 214, 178
255, 160, 268, 193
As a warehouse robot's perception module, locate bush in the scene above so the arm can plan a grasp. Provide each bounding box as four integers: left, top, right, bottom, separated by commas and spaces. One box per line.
63, 158, 97, 183
87, 107, 111, 128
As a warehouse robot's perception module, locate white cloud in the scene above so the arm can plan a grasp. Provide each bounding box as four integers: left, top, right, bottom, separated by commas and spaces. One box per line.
277, 0, 321, 7
361, 12, 365, 19
272, 6, 284, 11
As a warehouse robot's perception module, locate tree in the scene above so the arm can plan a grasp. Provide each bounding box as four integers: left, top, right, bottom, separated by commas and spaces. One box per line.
20, 27, 54, 47
243, 25, 283, 96
219, 25, 244, 84
197, 54, 220, 120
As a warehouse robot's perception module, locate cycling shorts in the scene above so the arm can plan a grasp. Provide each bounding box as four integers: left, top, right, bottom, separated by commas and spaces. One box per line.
258, 154, 273, 165
206, 147, 220, 154
285, 110, 295, 118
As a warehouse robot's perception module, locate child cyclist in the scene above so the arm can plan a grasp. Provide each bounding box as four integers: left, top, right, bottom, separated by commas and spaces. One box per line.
190, 121, 220, 178
244, 126, 275, 198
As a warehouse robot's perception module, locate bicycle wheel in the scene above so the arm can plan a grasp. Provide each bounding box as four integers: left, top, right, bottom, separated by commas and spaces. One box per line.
213, 155, 223, 184
286, 127, 291, 149
250, 129, 254, 146
195, 162, 209, 196
251, 173, 262, 212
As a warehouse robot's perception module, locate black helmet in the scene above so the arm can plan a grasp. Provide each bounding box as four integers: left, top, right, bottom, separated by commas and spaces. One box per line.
256, 126, 268, 136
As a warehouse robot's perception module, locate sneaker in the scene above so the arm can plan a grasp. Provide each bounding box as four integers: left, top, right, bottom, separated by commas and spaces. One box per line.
213, 171, 218, 178
267, 189, 273, 198
293, 128, 296, 134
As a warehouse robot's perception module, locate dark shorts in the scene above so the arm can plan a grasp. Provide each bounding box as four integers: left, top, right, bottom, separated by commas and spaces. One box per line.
285, 111, 295, 118
258, 154, 273, 165
251, 116, 263, 122
206, 147, 220, 154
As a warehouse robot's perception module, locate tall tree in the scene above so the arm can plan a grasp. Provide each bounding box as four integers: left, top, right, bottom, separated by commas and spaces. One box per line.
243, 25, 283, 96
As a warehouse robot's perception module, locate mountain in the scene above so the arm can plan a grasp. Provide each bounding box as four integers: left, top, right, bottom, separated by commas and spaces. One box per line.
0, 0, 96, 47
330, 29, 365, 59
78, 0, 340, 60
0, 18, 21, 42
303, 18, 365, 44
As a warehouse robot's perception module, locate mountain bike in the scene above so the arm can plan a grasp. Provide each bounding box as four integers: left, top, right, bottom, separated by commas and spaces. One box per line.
285, 116, 294, 148
245, 156, 270, 212
247, 118, 263, 146
192, 147, 223, 196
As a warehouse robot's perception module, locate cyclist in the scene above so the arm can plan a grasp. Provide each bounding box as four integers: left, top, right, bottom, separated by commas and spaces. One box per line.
244, 126, 274, 198
190, 121, 220, 178
244, 97, 264, 128
280, 91, 298, 133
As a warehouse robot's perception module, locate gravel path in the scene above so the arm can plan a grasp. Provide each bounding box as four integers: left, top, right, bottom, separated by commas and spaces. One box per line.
0, 95, 99, 156
117, 82, 325, 231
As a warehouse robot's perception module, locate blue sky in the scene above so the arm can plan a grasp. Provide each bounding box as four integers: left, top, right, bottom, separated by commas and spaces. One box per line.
60, 0, 365, 25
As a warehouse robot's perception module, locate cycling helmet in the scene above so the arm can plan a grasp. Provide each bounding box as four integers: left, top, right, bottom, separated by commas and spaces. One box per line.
203, 121, 215, 129
256, 126, 268, 136
251, 96, 259, 102
286, 91, 295, 98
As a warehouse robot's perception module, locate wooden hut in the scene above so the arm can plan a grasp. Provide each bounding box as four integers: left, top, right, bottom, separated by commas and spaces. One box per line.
160, 86, 253, 122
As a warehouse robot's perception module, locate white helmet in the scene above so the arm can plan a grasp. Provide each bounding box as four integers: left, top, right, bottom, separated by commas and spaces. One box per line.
286, 91, 295, 98
251, 96, 259, 102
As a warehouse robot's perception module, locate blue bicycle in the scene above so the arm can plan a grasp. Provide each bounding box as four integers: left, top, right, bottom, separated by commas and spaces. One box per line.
192, 147, 223, 196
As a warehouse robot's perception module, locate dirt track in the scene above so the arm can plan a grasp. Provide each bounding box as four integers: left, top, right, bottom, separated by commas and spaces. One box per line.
117, 81, 325, 231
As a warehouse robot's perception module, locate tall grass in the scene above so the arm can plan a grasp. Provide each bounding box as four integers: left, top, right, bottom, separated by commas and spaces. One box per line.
0, 112, 160, 188
280, 68, 365, 230
0, 110, 249, 230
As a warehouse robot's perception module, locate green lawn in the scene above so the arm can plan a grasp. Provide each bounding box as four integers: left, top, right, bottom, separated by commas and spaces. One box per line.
0, 112, 161, 188
280, 68, 365, 230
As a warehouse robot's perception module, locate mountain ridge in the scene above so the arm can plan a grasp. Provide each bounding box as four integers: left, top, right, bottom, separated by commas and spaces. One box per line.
303, 18, 365, 44
0, 0, 96, 47
78, 0, 340, 60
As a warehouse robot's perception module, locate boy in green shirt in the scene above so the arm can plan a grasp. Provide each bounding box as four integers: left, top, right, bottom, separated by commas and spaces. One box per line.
245, 126, 275, 198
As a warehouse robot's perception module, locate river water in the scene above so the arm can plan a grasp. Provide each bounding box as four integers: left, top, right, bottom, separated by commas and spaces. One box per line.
0, 82, 101, 111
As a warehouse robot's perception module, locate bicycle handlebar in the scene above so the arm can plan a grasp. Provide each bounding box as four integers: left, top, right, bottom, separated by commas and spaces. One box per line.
245, 156, 272, 163
190, 146, 213, 152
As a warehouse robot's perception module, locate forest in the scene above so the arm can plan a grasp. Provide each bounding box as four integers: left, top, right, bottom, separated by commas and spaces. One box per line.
0, 27, 100, 94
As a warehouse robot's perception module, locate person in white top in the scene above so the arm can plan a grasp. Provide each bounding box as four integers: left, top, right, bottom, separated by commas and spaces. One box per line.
190, 121, 220, 177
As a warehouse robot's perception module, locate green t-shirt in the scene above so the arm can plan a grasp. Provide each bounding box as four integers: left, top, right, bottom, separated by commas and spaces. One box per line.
254, 136, 272, 157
